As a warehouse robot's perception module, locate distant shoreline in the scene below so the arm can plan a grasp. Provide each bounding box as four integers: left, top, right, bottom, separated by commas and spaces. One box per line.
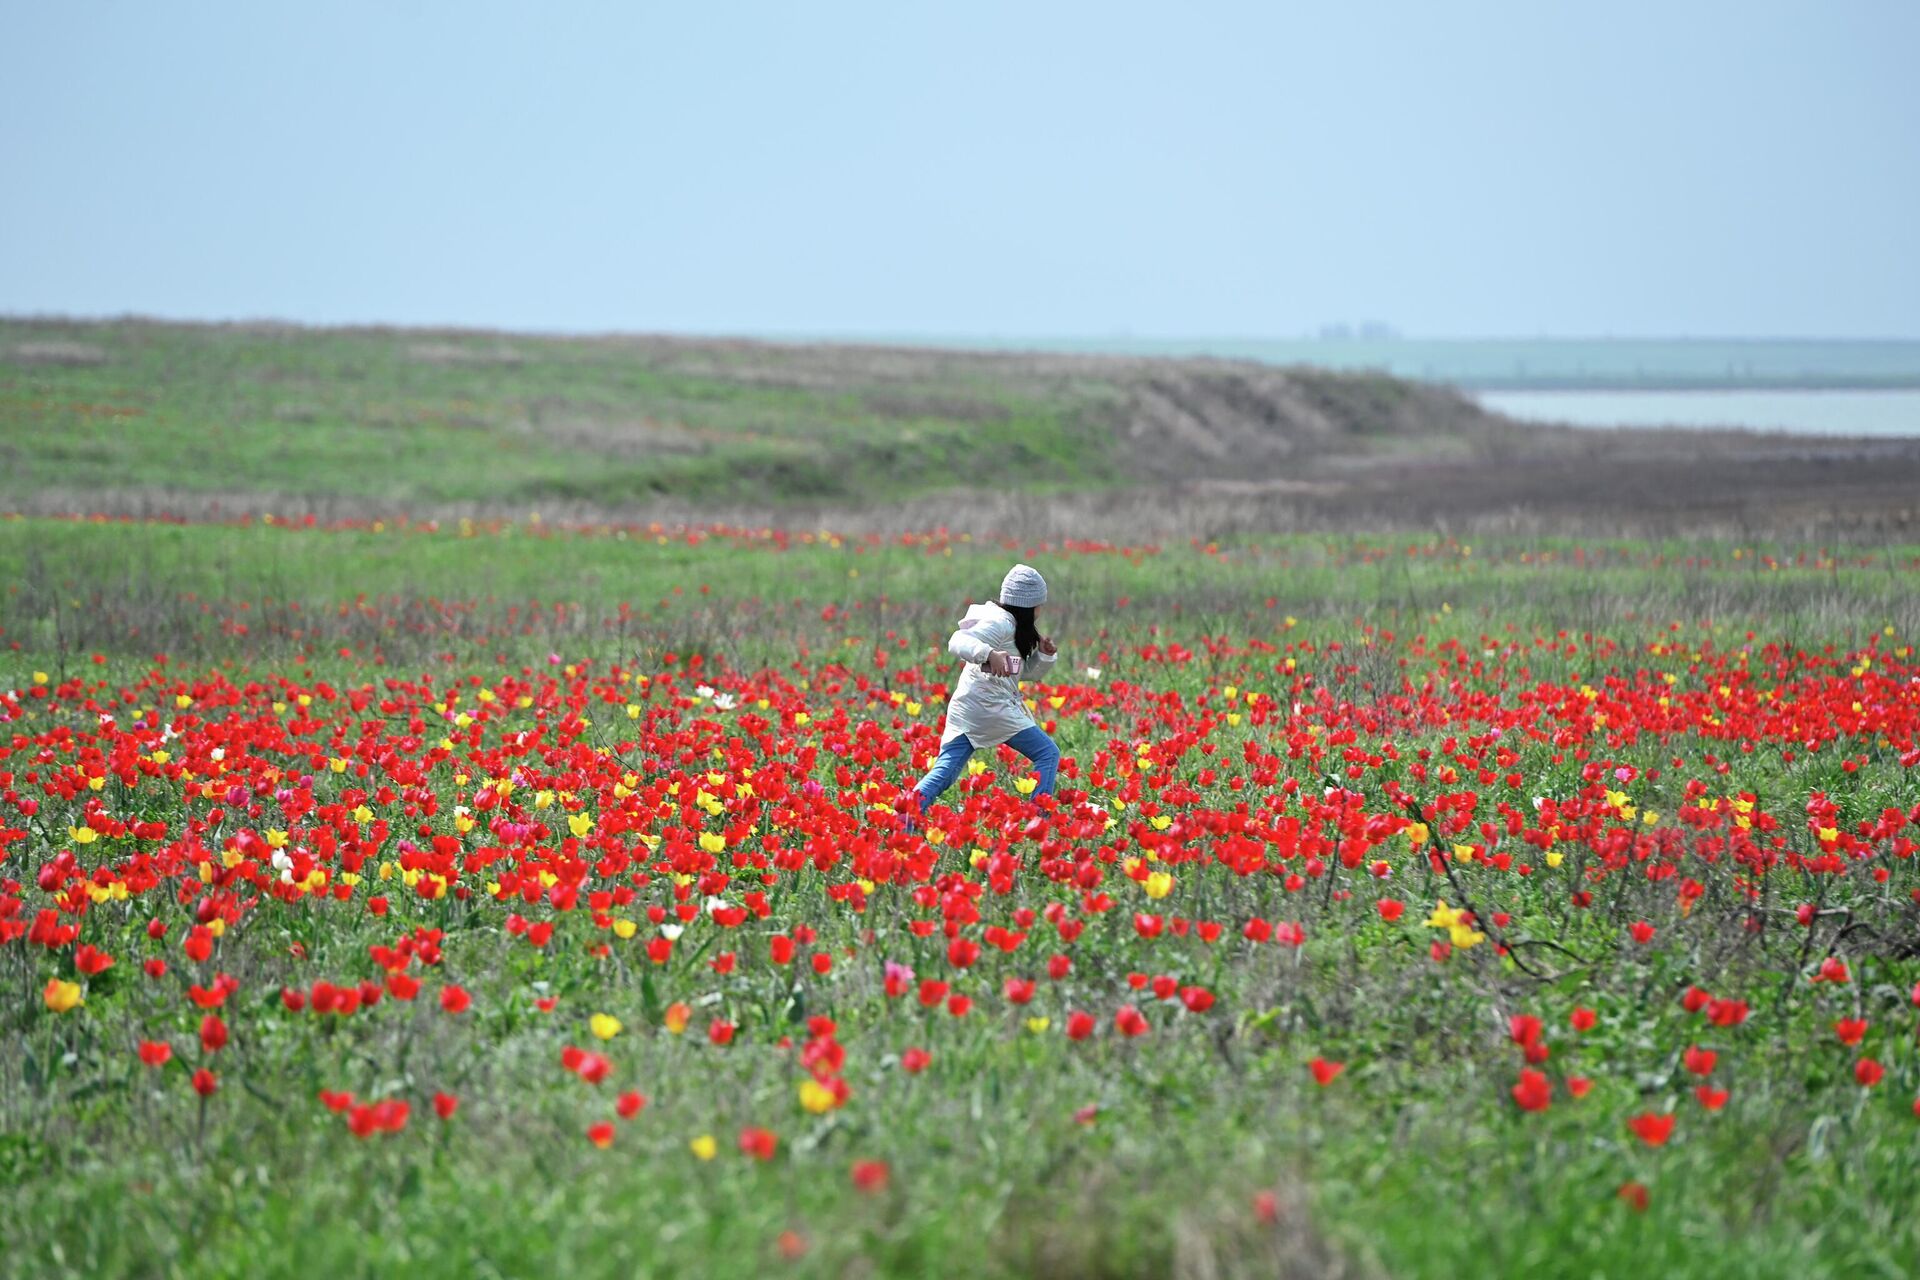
1453, 375, 1920, 391
9, 312, 1920, 392
777, 333, 1920, 392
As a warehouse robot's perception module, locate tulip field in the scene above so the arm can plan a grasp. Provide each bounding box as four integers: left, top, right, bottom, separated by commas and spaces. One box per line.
4, 516, 1920, 1279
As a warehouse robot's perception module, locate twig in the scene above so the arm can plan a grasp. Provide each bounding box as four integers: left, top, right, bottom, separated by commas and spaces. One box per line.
1395, 793, 1557, 981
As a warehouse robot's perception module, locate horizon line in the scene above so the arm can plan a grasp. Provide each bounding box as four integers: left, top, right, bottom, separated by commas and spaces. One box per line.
6, 310, 1920, 347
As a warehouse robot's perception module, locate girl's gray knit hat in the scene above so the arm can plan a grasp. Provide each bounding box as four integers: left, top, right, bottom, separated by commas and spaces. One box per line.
999, 563, 1048, 607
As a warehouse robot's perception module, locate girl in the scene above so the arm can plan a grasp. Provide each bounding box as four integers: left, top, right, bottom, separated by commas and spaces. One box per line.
912, 563, 1061, 813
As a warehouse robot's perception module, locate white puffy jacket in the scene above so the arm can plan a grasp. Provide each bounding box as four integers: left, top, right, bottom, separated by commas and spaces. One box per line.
940, 601, 1057, 748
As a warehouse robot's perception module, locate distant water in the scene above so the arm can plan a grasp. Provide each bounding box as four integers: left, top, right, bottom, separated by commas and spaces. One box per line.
1476, 389, 1920, 438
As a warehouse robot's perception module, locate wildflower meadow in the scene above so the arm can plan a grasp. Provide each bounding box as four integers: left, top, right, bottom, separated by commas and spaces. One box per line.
4, 517, 1920, 1279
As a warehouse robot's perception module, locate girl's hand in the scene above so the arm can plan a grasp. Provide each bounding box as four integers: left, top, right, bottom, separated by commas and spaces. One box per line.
983, 652, 1013, 677
1038, 636, 1057, 656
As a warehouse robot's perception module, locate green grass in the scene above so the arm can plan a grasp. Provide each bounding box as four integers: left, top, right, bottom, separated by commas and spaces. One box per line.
0, 320, 1118, 506
4, 517, 1917, 666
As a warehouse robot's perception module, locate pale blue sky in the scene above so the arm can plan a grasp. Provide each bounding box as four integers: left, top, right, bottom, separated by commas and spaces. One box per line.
3, 1, 1915, 338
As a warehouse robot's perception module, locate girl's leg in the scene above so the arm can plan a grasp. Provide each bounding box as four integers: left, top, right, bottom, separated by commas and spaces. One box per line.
913, 735, 976, 809
1004, 725, 1060, 798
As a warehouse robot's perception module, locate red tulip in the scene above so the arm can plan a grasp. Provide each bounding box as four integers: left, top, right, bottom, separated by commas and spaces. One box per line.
198, 1015, 228, 1053
1706, 998, 1749, 1027
1511, 1069, 1551, 1112
1627, 1113, 1674, 1146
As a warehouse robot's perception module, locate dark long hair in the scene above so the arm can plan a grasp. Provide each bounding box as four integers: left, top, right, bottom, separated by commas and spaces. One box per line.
998, 601, 1040, 660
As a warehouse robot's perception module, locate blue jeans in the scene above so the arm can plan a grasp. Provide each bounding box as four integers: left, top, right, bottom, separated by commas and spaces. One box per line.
914, 728, 1059, 807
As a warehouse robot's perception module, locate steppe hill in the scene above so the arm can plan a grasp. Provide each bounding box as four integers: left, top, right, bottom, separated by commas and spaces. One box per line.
5, 318, 1918, 537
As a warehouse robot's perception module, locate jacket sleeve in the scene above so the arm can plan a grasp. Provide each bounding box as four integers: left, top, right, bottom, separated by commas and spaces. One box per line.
1027, 647, 1059, 675
948, 627, 995, 666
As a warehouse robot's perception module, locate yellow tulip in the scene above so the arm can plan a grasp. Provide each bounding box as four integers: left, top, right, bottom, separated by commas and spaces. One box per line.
44, 978, 82, 1013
